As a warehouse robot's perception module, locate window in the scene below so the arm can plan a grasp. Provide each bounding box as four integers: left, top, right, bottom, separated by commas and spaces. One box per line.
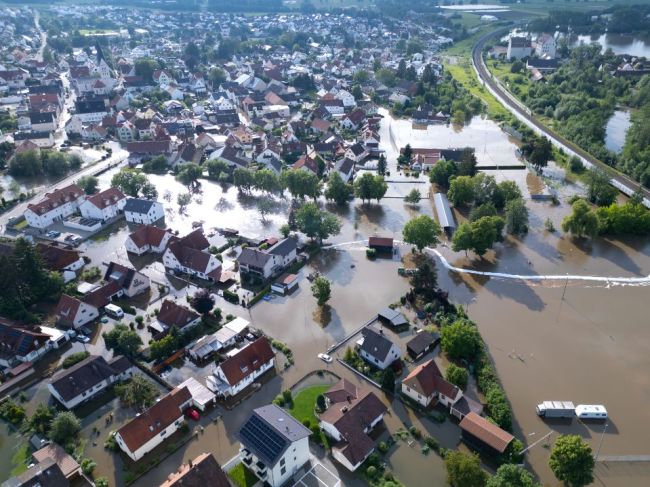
280, 466, 286, 475
160, 430, 166, 437
280, 458, 285, 466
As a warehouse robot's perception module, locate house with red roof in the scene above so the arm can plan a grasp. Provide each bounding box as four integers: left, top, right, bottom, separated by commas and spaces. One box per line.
24, 184, 85, 229
401, 359, 463, 408
79, 187, 126, 222
54, 294, 100, 329
125, 224, 172, 255
206, 337, 275, 396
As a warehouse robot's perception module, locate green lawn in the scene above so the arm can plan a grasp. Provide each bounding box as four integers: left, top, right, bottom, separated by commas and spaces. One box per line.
10, 443, 30, 477
228, 463, 258, 487
288, 385, 329, 427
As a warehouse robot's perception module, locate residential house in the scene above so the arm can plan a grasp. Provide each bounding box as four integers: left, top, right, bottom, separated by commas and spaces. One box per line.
32, 443, 81, 481
188, 317, 250, 361
117, 120, 136, 142
507, 37, 532, 60
28, 112, 57, 132
104, 261, 151, 298
125, 224, 172, 255
74, 98, 108, 123
53, 295, 100, 329
124, 198, 165, 225
36, 242, 85, 283
401, 359, 462, 408
116, 386, 192, 461
0, 458, 68, 487
159, 452, 230, 487
334, 157, 355, 183
24, 184, 85, 229
163, 231, 222, 282
345, 142, 368, 163
206, 337, 275, 396
535, 33, 556, 59
340, 108, 365, 131
358, 327, 401, 370
238, 405, 310, 487
78, 187, 126, 222
48, 355, 135, 409
237, 238, 297, 280
150, 299, 201, 336
376, 307, 408, 329
0, 318, 53, 367
13, 131, 55, 148
318, 379, 387, 471
406, 332, 439, 360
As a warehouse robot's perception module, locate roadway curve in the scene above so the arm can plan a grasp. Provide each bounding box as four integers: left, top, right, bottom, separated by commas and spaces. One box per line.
471, 29, 650, 208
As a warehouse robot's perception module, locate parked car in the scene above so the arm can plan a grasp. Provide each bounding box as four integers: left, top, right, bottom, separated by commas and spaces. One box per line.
318, 353, 333, 363
76, 335, 90, 343
185, 407, 200, 421
46, 231, 61, 238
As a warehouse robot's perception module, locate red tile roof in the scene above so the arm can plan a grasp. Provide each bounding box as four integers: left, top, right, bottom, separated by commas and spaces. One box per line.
157, 300, 200, 330
128, 225, 170, 249
218, 337, 274, 387
27, 184, 84, 216
402, 359, 460, 401
459, 412, 514, 453
117, 386, 191, 453
84, 187, 125, 210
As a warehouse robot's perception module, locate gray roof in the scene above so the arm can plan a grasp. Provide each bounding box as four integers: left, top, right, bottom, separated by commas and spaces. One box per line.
237, 247, 272, 267
377, 307, 407, 327
361, 327, 396, 362
434, 192, 456, 229
268, 237, 297, 258
124, 198, 156, 214
1, 458, 68, 487
49, 355, 131, 402
238, 405, 310, 466
406, 331, 439, 356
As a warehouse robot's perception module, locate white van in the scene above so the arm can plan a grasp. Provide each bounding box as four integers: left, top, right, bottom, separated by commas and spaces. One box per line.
105, 304, 124, 319
575, 404, 608, 420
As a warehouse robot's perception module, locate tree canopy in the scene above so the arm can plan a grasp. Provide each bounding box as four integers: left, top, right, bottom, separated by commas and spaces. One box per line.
549, 435, 595, 487
311, 276, 331, 306
562, 199, 599, 238
402, 215, 441, 251
103, 324, 142, 357
295, 202, 341, 244
445, 450, 488, 487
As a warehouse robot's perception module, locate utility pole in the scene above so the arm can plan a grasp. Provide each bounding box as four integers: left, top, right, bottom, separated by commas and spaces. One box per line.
595, 422, 609, 461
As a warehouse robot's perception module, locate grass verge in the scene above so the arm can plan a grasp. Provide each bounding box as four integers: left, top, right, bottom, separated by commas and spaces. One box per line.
228, 463, 258, 487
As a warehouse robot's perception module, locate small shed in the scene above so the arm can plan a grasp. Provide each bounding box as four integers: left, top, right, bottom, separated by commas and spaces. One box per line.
271, 273, 299, 295
459, 412, 514, 455
406, 331, 439, 360
377, 307, 408, 329
434, 192, 456, 234
368, 236, 394, 253
177, 377, 216, 411
451, 396, 484, 421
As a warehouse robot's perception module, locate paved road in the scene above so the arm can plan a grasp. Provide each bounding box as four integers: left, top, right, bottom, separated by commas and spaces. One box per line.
471, 28, 650, 208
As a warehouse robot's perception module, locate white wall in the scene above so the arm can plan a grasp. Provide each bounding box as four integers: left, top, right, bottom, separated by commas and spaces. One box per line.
116, 415, 184, 461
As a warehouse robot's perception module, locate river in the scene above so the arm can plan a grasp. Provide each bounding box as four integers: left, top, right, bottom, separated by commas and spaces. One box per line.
605, 109, 631, 154
571, 33, 650, 58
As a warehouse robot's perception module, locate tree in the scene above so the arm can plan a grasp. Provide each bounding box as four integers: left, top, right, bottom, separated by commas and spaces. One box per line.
324, 171, 352, 206
50, 411, 81, 444
77, 175, 99, 194
177, 192, 191, 210
353, 70, 369, 84
29, 404, 54, 435
487, 464, 539, 487
115, 374, 158, 412
562, 199, 599, 238
149, 332, 179, 362
280, 223, 291, 238
208, 67, 227, 87
296, 203, 341, 244
497, 180, 523, 204
42, 151, 70, 177
381, 367, 395, 392
103, 324, 142, 357
176, 163, 203, 187
190, 288, 215, 314
353, 173, 387, 203
134, 57, 160, 82
528, 136, 553, 170
441, 319, 482, 361
142, 155, 168, 174
254, 169, 281, 194
206, 159, 229, 180
258, 199, 274, 222
429, 159, 457, 189
472, 173, 499, 206
402, 215, 441, 252
549, 435, 595, 487
9, 150, 42, 177
445, 364, 469, 389
280, 170, 321, 200
457, 148, 478, 177
377, 154, 387, 176
351, 84, 363, 101
445, 451, 488, 487
410, 255, 439, 300
452, 222, 474, 256
233, 168, 255, 193
448, 176, 475, 207
505, 198, 529, 235
469, 202, 497, 222
470, 216, 504, 256
585, 168, 617, 206
111, 169, 156, 198
404, 188, 421, 205
311, 276, 331, 306
95, 478, 109, 487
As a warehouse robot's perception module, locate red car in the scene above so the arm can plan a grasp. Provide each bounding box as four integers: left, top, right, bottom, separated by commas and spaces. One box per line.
184, 407, 200, 421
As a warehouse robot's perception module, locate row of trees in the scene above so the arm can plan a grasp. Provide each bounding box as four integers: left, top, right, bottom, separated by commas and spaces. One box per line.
563, 197, 650, 238
111, 168, 158, 199
9, 150, 83, 178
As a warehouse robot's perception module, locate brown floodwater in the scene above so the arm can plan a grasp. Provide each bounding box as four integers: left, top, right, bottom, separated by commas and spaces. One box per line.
3, 112, 649, 487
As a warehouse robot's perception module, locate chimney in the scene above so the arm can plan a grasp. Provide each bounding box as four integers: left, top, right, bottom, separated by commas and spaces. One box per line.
188, 459, 193, 468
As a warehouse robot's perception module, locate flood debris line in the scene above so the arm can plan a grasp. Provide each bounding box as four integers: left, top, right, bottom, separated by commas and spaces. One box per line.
323, 240, 650, 286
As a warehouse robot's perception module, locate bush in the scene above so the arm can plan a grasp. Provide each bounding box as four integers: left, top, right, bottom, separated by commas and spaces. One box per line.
445, 364, 469, 390
223, 289, 239, 304
425, 436, 439, 452
80, 458, 96, 475
282, 389, 293, 406
366, 465, 378, 478
104, 432, 119, 451
62, 351, 90, 369
408, 425, 422, 439
366, 248, 377, 259
378, 441, 389, 453
50, 411, 81, 444
0, 399, 26, 425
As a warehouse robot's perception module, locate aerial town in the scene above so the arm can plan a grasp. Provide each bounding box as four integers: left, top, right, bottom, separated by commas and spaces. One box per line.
0, 2, 649, 487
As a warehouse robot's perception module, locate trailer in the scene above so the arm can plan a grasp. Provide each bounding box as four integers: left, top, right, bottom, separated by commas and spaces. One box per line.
536, 401, 575, 418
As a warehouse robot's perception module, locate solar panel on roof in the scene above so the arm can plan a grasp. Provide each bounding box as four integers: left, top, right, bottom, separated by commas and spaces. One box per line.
240, 414, 288, 465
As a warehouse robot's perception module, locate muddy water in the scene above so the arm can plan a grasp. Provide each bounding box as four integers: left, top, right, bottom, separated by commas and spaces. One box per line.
605, 109, 631, 154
